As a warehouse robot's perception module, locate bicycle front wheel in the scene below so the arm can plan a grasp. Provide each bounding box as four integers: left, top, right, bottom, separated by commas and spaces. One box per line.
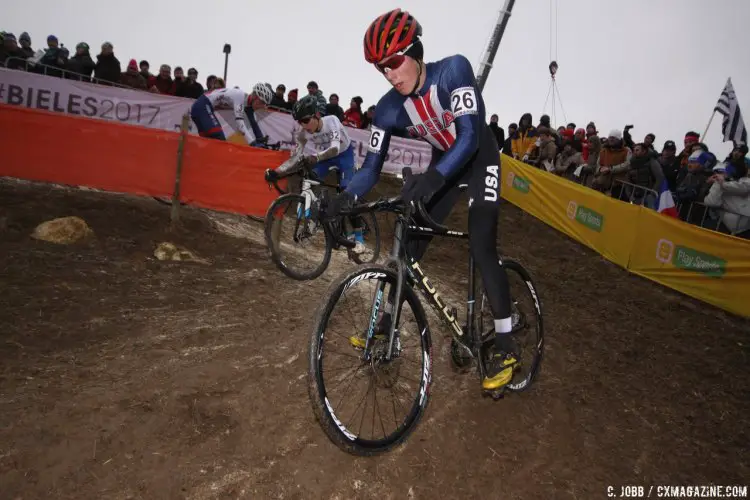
308, 265, 433, 456
264, 193, 332, 280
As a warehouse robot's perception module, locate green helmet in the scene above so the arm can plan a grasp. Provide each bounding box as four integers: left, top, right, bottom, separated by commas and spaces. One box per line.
292, 95, 318, 121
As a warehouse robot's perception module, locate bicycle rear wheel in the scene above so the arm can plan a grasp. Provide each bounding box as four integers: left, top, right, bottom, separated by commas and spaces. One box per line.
264, 193, 332, 280
308, 265, 433, 456
478, 259, 544, 392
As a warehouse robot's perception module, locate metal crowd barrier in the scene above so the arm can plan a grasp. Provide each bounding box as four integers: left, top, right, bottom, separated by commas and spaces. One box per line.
4, 56, 137, 90
611, 179, 658, 208
675, 199, 749, 236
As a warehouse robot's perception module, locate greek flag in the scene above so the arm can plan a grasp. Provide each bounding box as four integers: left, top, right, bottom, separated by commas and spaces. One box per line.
713, 78, 747, 145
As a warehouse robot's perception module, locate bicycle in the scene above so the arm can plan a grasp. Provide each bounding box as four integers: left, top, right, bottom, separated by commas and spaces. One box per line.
263, 149, 381, 280
307, 169, 544, 456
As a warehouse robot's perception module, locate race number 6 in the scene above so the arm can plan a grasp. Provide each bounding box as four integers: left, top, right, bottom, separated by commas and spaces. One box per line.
368, 125, 386, 154
451, 87, 478, 117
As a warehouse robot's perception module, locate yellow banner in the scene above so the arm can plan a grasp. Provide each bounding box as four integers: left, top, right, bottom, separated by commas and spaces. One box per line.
501, 155, 637, 268
628, 209, 750, 317
499, 154, 750, 317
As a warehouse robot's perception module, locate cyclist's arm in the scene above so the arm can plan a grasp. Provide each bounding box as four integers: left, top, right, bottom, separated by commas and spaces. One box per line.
316, 118, 343, 161
432, 55, 482, 178
243, 106, 265, 141
344, 115, 392, 199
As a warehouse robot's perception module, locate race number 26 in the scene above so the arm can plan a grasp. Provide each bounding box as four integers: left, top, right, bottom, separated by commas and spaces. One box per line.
367, 125, 386, 154
451, 87, 478, 118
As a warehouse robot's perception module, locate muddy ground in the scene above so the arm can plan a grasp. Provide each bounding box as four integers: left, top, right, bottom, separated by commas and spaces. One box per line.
0, 176, 748, 500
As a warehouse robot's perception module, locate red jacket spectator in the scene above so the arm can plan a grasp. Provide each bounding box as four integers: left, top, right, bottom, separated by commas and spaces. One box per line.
343, 97, 364, 128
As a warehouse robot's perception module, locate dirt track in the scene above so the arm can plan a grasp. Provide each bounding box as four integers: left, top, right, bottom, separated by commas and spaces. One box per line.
1, 177, 748, 500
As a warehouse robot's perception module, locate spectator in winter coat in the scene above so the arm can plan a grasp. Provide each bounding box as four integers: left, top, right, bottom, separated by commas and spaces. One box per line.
704, 159, 750, 237
120, 59, 148, 90
0, 34, 26, 70
325, 93, 345, 121
723, 144, 750, 172
306, 81, 327, 115
148, 64, 174, 94
343, 97, 364, 129
583, 121, 602, 168
534, 127, 558, 171
94, 42, 121, 85
675, 150, 714, 224
176, 67, 204, 99
285, 88, 298, 110
591, 129, 631, 194
658, 140, 681, 191
553, 139, 583, 177
489, 114, 505, 150
65, 43, 95, 81
626, 143, 665, 207
677, 131, 701, 169
511, 113, 537, 160
270, 84, 287, 109
361, 105, 375, 130
39, 35, 68, 77
502, 123, 516, 154
170, 66, 187, 95
139, 60, 152, 81
18, 32, 34, 59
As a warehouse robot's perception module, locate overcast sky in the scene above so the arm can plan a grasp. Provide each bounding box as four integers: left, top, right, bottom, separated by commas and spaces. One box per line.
4, 0, 749, 159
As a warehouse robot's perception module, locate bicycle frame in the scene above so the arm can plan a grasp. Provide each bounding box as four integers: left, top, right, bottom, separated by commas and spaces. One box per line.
270, 166, 358, 251
360, 203, 479, 365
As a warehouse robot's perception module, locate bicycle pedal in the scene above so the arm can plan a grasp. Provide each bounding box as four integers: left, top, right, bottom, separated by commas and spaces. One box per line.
483, 387, 506, 401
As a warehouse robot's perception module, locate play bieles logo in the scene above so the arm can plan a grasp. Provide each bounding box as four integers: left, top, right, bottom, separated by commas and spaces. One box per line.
506, 171, 531, 194
655, 239, 726, 278
566, 201, 604, 232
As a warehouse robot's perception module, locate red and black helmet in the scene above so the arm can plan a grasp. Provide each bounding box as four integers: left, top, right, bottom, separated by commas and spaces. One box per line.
363, 9, 422, 64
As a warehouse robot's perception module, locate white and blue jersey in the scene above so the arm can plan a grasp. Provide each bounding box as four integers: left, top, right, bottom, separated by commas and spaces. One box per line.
296, 115, 356, 188
190, 87, 264, 143
346, 54, 490, 198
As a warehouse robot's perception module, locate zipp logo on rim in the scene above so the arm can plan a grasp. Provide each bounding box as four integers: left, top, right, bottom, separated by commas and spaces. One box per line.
342, 272, 386, 293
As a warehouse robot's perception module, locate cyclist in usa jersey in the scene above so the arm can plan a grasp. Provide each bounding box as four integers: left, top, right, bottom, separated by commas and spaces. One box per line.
265, 95, 366, 253
190, 82, 273, 145
327, 8, 517, 391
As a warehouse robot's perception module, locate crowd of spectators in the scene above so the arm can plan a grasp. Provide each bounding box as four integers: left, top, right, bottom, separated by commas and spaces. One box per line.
2, 30, 748, 238
489, 114, 750, 239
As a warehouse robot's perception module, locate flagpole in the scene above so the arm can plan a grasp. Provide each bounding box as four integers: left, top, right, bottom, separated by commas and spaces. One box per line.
700, 110, 716, 142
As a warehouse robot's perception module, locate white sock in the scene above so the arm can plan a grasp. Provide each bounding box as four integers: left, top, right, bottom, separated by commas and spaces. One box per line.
495, 317, 513, 334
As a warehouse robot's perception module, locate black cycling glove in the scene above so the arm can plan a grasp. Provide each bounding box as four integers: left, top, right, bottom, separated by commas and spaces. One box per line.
401, 168, 445, 204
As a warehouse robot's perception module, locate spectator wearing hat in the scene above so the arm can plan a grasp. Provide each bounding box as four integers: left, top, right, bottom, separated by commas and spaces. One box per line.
534, 126, 558, 171
0, 33, 26, 70
306, 81, 327, 115
658, 140, 681, 191
148, 64, 174, 94
121, 59, 148, 90
583, 121, 602, 168
675, 150, 714, 223
65, 43, 95, 81
590, 128, 631, 194
270, 84, 287, 109
18, 32, 34, 59
343, 96, 364, 128
39, 34, 68, 77
176, 67, 204, 99
704, 149, 750, 238
512, 113, 537, 160
94, 42, 121, 85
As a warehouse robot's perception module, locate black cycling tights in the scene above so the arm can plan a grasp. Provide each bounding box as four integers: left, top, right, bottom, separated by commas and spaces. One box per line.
388, 134, 512, 328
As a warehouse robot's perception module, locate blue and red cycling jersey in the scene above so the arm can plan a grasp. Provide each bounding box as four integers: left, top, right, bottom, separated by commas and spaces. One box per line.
345, 54, 490, 198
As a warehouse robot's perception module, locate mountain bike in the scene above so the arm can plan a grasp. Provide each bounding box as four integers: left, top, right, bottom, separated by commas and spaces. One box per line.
263, 150, 381, 280
307, 175, 544, 456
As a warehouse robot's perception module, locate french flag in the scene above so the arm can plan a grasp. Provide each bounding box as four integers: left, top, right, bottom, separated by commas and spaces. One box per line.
656, 179, 679, 218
